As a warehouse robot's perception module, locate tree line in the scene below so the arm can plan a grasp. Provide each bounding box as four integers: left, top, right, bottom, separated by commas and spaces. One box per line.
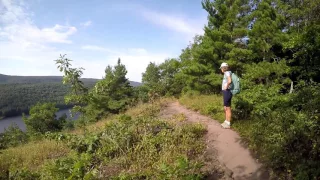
0, 74, 140, 118
0, 82, 94, 118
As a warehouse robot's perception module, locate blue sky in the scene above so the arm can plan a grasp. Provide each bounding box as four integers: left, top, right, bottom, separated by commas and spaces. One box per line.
0, 0, 207, 82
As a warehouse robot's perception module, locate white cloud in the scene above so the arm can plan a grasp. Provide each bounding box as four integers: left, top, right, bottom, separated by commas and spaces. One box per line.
81, 45, 114, 52
128, 48, 148, 55
81, 46, 170, 81
0, 0, 78, 76
82, 45, 150, 56
80, 20, 92, 27
0, 0, 77, 47
0, 0, 29, 24
1, 23, 77, 44
139, 8, 205, 39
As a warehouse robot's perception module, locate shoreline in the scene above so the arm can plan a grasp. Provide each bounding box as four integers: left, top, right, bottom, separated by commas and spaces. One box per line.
0, 107, 73, 121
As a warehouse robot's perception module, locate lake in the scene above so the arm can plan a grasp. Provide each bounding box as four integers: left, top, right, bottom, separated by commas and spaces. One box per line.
0, 109, 78, 133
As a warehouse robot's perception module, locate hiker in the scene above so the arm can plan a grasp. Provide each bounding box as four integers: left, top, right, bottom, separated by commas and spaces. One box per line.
220, 62, 232, 129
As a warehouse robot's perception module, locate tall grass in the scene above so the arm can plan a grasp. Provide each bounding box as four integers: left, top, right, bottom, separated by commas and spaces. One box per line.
179, 94, 320, 179
179, 94, 257, 148
179, 94, 225, 123
0, 139, 71, 178
0, 99, 221, 179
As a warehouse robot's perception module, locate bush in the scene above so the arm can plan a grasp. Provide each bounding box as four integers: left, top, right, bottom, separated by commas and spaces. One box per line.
8, 168, 40, 180
180, 95, 224, 122
23, 103, 65, 134
41, 102, 210, 179
249, 109, 320, 178
0, 140, 71, 179
41, 153, 96, 180
179, 84, 320, 179
0, 123, 28, 150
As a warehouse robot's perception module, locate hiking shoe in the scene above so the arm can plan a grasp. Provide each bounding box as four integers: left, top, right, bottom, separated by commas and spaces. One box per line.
221, 122, 231, 129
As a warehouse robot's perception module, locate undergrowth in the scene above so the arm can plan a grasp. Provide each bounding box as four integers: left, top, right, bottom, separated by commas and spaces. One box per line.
0, 99, 211, 179
179, 93, 320, 179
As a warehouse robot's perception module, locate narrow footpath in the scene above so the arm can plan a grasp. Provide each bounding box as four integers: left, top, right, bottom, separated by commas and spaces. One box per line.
160, 101, 269, 180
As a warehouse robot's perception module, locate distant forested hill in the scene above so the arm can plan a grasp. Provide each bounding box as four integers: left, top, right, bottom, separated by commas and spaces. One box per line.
0, 74, 98, 84
0, 74, 141, 118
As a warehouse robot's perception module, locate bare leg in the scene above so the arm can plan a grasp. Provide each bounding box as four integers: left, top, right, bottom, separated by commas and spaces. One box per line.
225, 107, 231, 122
224, 106, 227, 120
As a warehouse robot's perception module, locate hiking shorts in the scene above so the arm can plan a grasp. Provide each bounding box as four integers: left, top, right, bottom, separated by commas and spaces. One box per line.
222, 90, 232, 107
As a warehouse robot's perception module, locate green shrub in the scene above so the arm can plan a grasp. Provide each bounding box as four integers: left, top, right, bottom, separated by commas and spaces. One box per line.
179, 84, 320, 179
0, 139, 71, 179
41, 102, 209, 179
23, 103, 65, 134
0, 123, 28, 149
41, 153, 97, 180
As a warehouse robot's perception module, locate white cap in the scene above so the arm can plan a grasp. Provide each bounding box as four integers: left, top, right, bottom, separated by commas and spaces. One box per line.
220, 62, 228, 69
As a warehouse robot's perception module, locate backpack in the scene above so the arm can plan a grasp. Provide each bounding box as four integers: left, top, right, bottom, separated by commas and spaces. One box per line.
230, 72, 240, 95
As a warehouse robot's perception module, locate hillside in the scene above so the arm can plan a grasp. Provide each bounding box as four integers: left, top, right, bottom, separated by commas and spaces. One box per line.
0, 74, 141, 118
0, 100, 226, 179
0, 74, 141, 86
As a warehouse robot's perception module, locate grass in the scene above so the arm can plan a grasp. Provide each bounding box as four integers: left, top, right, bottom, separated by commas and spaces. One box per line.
172, 113, 188, 122
70, 98, 176, 135
179, 92, 320, 179
0, 98, 217, 179
179, 94, 225, 123
179, 94, 258, 151
178, 94, 285, 177
0, 139, 71, 178
40, 100, 212, 179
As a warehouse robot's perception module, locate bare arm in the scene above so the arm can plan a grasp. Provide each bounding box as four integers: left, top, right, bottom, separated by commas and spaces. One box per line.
225, 75, 232, 90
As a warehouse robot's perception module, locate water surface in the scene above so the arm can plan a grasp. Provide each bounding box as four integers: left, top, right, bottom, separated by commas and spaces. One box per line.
0, 109, 77, 133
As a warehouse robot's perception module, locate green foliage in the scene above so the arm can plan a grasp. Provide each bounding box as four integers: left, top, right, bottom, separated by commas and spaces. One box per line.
0, 139, 71, 180
0, 124, 28, 149
8, 168, 40, 180
157, 156, 203, 180
23, 103, 65, 134
180, 84, 320, 179
0, 83, 71, 118
133, 85, 149, 103
0, 73, 97, 118
41, 153, 97, 180
142, 62, 162, 94
39, 102, 209, 179
281, 0, 320, 82
159, 58, 186, 96
141, 0, 319, 177
90, 58, 133, 114
2, 0, 319, 178
248, 0, 287, 62
55, 54, 89, 111
180, 95, 224, 122
56, 56, 131, 122
142, 59, 186, 97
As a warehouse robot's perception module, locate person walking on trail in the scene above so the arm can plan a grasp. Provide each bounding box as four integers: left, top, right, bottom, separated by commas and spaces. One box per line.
220, 62, 232, 129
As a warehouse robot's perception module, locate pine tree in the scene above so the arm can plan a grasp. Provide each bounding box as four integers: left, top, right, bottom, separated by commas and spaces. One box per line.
142, 62, 162, 94
23, 103, 64, 134
177, 0, 252, 94
281, 0, 320, 82
179, 35, 216, 93
158, 58, 185, 96
247, 0, 287, 62
92, 58, 133, 113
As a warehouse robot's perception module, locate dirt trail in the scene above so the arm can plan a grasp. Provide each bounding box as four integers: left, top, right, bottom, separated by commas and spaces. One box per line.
160, 101, 269, 180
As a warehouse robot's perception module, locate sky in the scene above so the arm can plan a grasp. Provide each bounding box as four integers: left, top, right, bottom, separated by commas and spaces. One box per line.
0, 0, 207, 82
